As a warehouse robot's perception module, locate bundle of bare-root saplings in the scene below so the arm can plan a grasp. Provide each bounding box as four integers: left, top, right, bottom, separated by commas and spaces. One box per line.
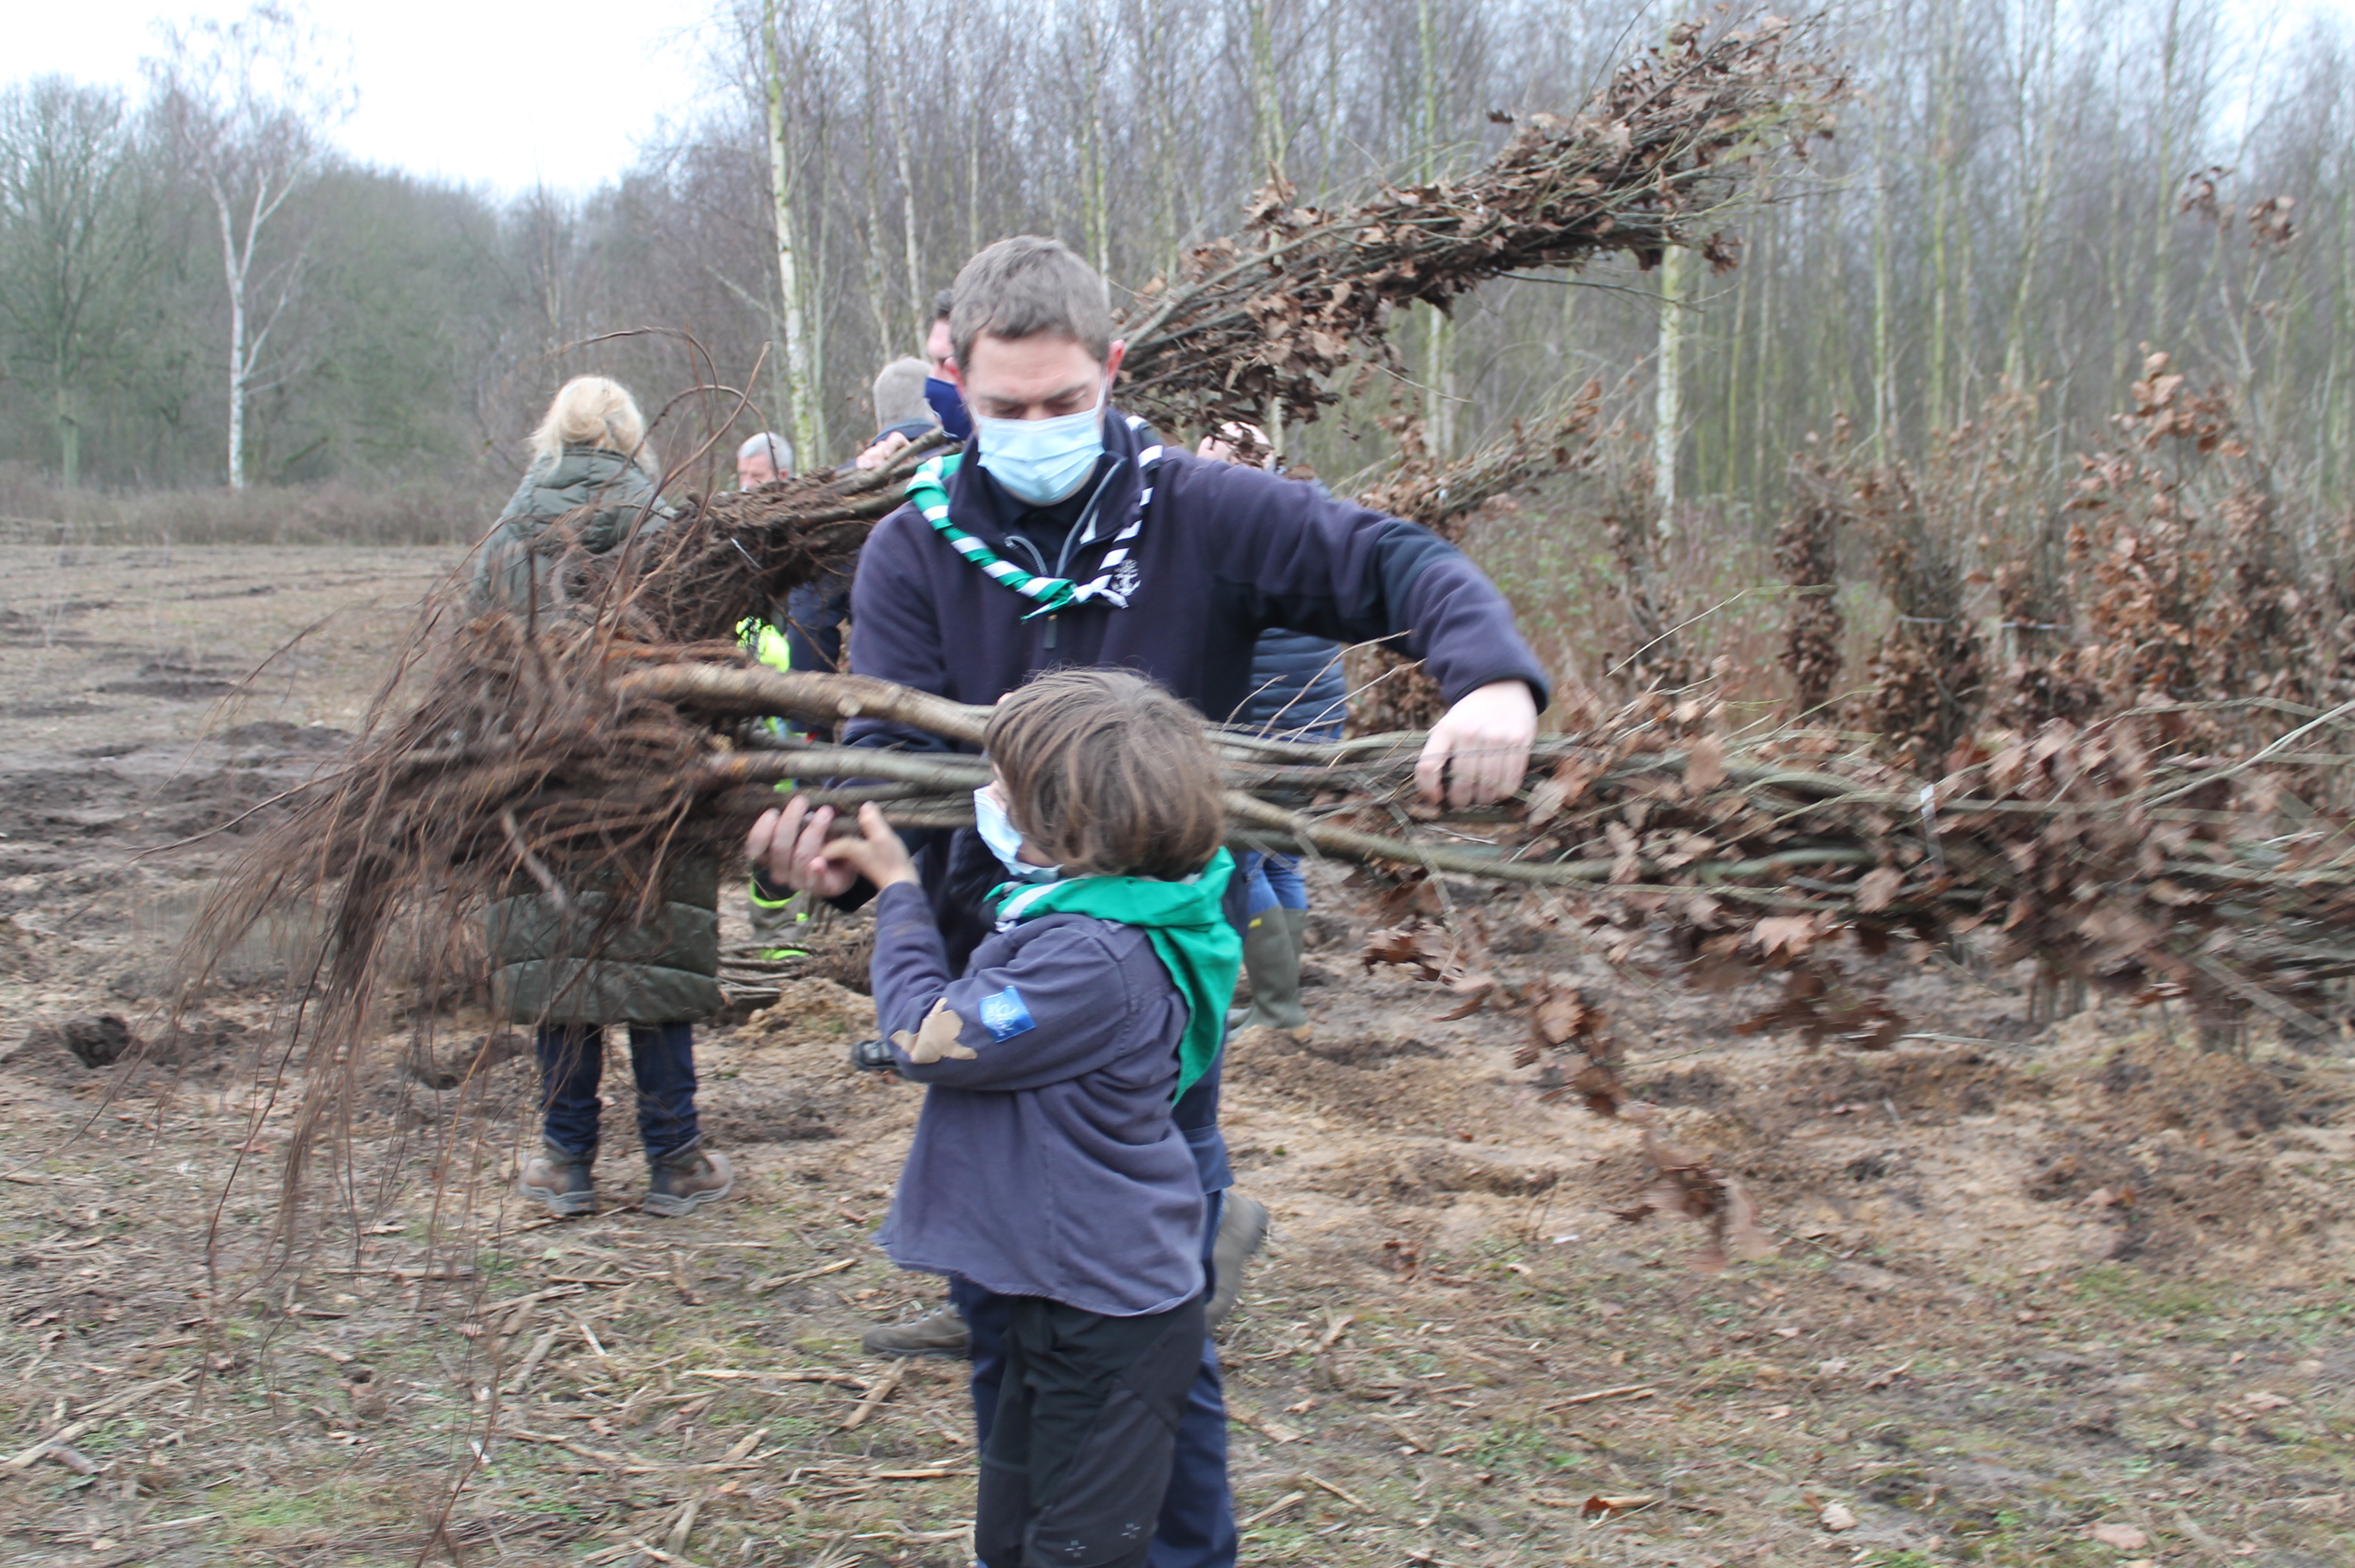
190, 15, 2354, 1103
184, 18, 1848, 1068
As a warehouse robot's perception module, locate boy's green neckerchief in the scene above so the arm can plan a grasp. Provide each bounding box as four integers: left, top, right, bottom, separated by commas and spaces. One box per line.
994, 849, 1239, 1100
904, 427, 1164, 619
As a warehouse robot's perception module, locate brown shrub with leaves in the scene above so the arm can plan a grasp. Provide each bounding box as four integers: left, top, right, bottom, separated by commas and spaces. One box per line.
1847, 468, 1984, 773
1773, 464, 1844, 715
2061, 355, 2324, 746
1990, 555, 2102, 731
1595, 468, 1698, 696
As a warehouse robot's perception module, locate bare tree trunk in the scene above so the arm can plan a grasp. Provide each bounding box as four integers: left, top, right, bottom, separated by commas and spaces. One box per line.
1415, 0, 1456, 458
1927, 2, 1957, 430
959, 0, 982, 264
1080, 3, 1111, 278
1653, 245, 1686, 519
55, 387, 80, 490
2337, 175, 2355, 500
887, 55, 925, 313
1249, 0, 1284, 182
856, 26, 895, 354
2148, 0, 2186, 347
215, 188, 250, 490
763, 0, 818, 468
2003, 0, 2060, 387
1868, 2, 1894, 461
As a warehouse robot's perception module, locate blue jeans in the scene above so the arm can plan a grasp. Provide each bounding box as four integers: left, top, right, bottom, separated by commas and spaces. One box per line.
952, 1189, 1238, 1568
535, 1023, 700, 1161
1239, 853, 1308, 920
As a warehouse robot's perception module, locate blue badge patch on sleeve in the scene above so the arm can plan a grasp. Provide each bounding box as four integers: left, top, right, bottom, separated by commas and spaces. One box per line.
976, 986, 1036, 1041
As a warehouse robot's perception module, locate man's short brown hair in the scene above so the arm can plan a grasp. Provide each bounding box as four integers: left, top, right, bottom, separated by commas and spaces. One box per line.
950, 236, 1113, 370
986, 668, 1222, 880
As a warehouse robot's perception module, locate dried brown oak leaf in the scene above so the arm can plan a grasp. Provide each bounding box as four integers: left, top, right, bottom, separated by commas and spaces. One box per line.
1684, 734, 1726, 793
1363, 924, 1454, 981
1616, 1115, 1778, 1271
1749, 914, 1820, 958
1855, 866, 1904, 914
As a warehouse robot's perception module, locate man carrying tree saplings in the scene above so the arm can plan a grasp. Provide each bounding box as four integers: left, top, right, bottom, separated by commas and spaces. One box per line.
771, 670, 1238, 1568
748, 234, 1549, 1568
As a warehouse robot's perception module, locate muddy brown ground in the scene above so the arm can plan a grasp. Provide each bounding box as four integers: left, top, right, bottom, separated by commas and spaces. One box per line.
0, 543, 2347, 1567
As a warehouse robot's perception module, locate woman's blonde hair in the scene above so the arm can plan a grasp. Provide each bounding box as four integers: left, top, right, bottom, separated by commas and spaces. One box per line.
530, 376, 657, 470
986, 668, 1224, 880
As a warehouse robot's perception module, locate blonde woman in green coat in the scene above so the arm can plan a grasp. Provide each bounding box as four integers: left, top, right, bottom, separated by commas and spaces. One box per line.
477, 376, 734, 1218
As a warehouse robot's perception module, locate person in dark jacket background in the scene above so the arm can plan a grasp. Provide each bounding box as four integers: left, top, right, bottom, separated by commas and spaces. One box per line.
770, 669, 1236, 1568
754, 236, 1548, 1568
1227, 626, 1345, 1035
476, 375, 735, 1220
854, 289, 965, 472
1195, 425, 1348, 1039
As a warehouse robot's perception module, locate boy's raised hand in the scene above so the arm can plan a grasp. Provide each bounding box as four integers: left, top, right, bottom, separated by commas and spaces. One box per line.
818, 802, 920, 888
747, 797, 861, 899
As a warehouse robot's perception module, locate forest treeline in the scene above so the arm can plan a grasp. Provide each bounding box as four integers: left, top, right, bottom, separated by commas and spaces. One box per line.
0, 0, 2348, 531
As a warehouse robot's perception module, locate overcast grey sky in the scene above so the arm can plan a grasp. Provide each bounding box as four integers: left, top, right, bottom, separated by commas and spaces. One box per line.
8, 0, 725, 195
8, 0, 2353, 199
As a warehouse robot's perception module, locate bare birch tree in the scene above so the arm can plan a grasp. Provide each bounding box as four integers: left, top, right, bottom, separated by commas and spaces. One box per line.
144, 4, 351, 490
761, 0, 821, 468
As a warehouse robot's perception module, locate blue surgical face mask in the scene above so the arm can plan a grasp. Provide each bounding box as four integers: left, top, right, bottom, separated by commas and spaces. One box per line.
973, 787, 1059, 883
973, 381, 1108, 506
924, 375, 973, 442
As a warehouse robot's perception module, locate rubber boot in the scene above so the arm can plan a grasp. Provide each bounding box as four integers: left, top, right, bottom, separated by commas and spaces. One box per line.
1206, 1193, 1271, 1331
519, 1140, 596, 1218
748, 885, 810, 962
1239, 909, 1309, 1036
862, 1306, 972, 1358
644, 1143, 734, 1217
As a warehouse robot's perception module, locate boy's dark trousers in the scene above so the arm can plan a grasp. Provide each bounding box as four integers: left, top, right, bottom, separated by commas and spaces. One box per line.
969, 1289, 1208, 1568
953, 1191, 1238, 1568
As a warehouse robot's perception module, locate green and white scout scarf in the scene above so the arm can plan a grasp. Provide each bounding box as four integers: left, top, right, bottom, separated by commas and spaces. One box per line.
993, 848, 1240, 1100
904, 419, 1165, 618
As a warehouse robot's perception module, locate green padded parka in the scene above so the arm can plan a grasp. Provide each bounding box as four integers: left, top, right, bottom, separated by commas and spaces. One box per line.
484, 860, 724, 1026
474, 445, 671, 612
473, 445, 721, 1026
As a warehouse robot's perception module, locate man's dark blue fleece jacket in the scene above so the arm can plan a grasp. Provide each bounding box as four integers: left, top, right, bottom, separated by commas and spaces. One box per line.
868, 881, 1203, 1316
845, 408, 1550, 754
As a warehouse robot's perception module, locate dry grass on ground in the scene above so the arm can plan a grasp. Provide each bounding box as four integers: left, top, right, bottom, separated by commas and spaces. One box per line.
0, 545, 2347, 1567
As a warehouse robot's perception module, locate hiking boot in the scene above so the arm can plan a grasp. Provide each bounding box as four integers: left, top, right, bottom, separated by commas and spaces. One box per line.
519, 1141, 596, 1218
1237, 910, 1309, 1036
1206, 1192, 1271, 1330
644, 1144, 734, 1217
862, 1306, 972, 1359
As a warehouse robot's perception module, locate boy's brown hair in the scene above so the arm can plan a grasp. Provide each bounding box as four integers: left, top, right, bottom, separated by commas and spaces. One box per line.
986, 668, 1223, 880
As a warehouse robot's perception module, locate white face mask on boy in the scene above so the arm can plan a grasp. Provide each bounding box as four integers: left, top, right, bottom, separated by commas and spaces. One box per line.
972, 786, 1059, 883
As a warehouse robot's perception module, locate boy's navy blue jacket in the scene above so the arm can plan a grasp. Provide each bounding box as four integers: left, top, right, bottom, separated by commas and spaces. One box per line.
868, 881, 1204, 1316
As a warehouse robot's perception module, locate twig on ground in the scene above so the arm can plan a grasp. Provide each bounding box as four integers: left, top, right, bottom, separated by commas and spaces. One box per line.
839, 1361, 907, 1431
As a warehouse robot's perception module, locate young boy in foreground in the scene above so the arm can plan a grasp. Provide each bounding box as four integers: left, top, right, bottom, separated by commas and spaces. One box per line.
755, 668, 1240, 1568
